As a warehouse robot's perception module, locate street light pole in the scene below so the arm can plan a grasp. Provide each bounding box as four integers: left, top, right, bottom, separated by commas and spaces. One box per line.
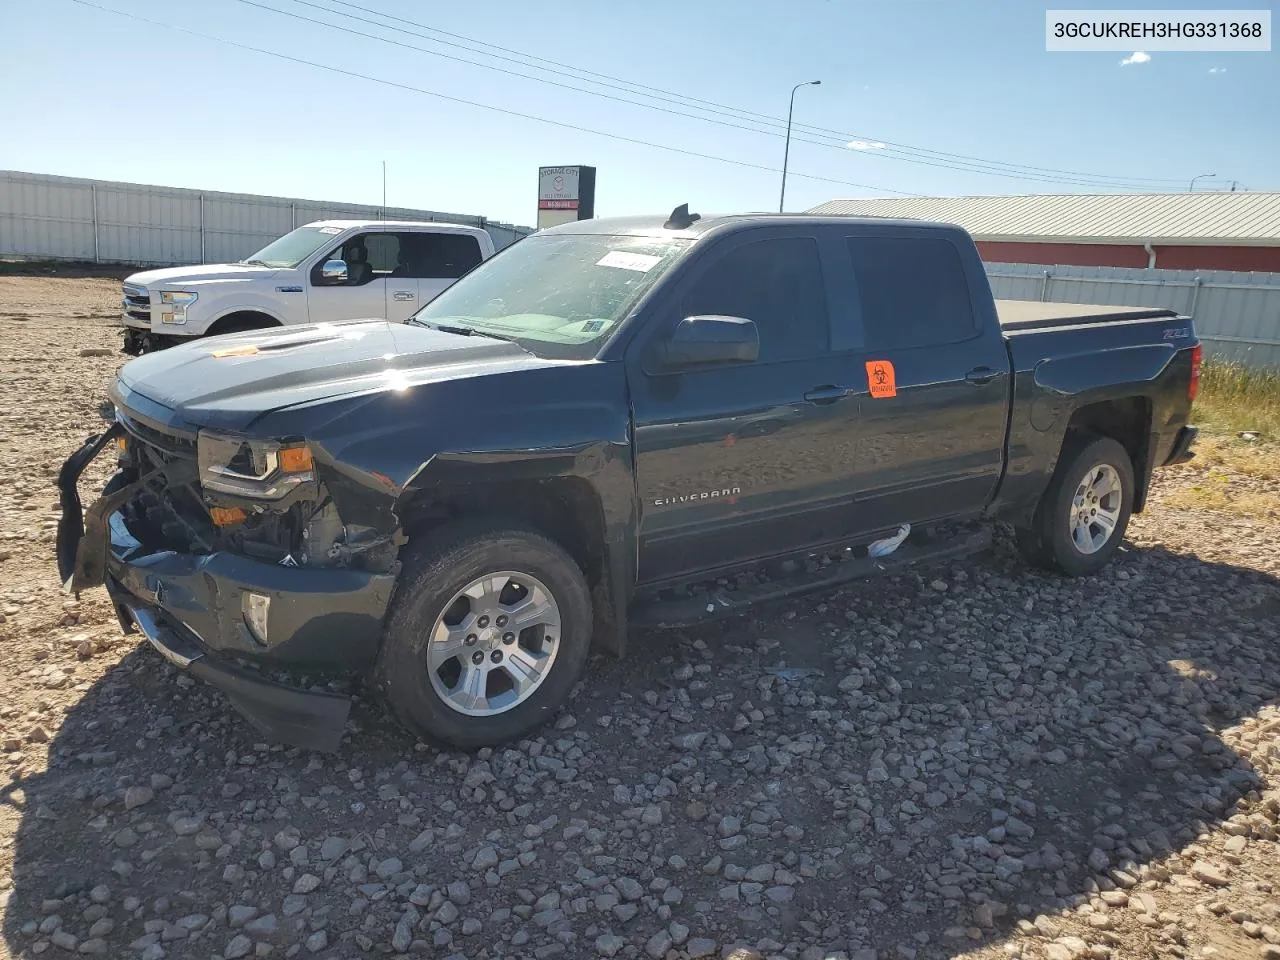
779, 80, 821, 213
1188, 172, 1216, 192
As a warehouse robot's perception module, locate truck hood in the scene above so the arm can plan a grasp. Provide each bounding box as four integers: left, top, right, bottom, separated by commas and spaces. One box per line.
114, 319, 560, 432
125, 263, 279, 286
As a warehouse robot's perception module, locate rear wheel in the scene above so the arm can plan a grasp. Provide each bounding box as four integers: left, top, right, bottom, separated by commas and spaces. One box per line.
1016, 434, 1134, 577
376, 523, 592, 748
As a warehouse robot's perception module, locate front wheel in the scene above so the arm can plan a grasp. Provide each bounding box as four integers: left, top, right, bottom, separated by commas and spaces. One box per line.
375, 523, 592, 749
1016, 434, 1135, 577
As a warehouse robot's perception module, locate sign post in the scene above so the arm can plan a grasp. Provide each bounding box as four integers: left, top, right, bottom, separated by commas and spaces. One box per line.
537, 166, 596, 230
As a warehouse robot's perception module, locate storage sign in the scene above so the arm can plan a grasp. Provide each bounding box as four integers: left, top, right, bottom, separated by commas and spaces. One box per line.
538, 167, 580, 210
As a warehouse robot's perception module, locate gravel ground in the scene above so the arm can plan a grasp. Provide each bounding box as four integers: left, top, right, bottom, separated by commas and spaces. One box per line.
0, 274, 1277, 960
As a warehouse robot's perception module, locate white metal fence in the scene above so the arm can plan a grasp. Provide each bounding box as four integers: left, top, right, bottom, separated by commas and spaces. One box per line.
6, 173, 1275, 368
986, 261, 1280, 369
0, 170, 532, 266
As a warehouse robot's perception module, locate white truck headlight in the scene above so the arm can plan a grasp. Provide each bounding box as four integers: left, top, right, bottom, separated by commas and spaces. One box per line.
197, 431, 315, 500
159, 290, 198, 324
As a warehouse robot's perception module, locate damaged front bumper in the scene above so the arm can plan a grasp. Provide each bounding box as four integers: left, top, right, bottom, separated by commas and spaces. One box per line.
57, 430, 396, 752
122, 328, 188, 356
122, 600, 354, 752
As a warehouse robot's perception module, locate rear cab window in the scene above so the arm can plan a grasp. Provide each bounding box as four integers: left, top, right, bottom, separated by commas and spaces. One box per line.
408, 233, 485, 279
846, 235, 978, 350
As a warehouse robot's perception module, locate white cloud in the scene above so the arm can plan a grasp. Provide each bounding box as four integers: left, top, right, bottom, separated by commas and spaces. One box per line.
1120, 51, 1151, 66
847, 140, 887, 151
1209, 66, 1227, 74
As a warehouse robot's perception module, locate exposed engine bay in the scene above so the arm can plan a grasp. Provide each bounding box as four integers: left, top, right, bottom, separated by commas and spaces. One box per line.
115, 411, 401, 575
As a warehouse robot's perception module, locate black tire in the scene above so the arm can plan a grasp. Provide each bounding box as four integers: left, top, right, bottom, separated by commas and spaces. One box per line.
1015, 434, 1135, 577
375, 522, 592, 749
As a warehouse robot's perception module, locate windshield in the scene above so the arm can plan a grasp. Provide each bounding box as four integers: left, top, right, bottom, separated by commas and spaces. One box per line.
410, 233, 691, 360
241, 225, 345, 268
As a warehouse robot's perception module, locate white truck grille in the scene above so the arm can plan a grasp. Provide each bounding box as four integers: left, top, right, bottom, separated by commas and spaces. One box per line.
122, 283, 150, 325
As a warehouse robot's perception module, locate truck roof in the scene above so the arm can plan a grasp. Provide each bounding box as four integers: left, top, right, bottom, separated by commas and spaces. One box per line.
302, 219, 489, 234
538, 212, 966, 240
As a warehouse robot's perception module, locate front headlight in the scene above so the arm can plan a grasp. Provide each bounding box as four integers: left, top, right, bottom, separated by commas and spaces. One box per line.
197, 430, 315, 502
159, 290, 198, 324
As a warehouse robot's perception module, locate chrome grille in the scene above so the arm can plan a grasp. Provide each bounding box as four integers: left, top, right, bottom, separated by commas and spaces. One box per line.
122, 283, 151, 324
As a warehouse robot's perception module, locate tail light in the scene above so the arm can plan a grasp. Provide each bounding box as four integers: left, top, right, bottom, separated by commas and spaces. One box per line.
1189, 343, 1202, 402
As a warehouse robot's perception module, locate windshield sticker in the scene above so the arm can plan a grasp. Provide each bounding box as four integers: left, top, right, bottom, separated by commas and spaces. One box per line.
866, 360, 897, 398
596, 251, 662, 272
317, 226, 342, 235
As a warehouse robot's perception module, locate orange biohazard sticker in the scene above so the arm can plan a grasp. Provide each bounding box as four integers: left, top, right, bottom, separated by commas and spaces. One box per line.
865, 360, 897, 398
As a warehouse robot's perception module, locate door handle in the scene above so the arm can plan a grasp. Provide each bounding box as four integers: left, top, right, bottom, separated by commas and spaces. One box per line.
804, 385, 850, 405
392, 290, 416, 302
965, 366, 998, 385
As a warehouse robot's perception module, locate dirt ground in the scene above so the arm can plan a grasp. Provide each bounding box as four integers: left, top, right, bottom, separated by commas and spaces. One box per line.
0, 274, 1277, 960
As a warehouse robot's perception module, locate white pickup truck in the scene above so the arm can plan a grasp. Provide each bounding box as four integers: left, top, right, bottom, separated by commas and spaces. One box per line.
120, 220, 497, 354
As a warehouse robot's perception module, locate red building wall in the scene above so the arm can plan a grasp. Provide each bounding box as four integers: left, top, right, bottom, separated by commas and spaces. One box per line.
976, 240, 1280, 273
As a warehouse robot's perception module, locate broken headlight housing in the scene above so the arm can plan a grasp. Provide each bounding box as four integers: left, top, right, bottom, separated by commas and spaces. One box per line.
197, 431, 315, 500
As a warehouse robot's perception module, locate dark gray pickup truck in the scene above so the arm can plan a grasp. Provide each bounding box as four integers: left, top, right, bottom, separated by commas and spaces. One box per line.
57, 207, 1201, 751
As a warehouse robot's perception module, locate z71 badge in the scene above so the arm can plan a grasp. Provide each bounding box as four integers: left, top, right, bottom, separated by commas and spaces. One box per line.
1163, 327, 1191, 340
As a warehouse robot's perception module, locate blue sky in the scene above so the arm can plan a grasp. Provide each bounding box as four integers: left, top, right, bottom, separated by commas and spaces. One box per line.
3, 1, 1275, 226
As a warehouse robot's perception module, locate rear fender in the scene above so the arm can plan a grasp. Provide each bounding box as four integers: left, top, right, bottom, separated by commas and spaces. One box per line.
998, 344, 1175, 520
1033, 343, 1176, 397
1036, 345, 1179, 512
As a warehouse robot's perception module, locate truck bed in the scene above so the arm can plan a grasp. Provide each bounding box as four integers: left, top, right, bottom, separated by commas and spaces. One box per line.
996, 299, 1178, 332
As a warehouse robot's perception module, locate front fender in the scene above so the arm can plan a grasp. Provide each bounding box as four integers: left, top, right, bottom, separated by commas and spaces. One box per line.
396, 440, 637, 657
280, 364, 639, 653
207, 302, 291, 327
175, 285, 296, 335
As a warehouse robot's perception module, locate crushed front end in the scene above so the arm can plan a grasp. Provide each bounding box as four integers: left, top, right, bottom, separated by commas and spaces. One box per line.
56, 395, 401, 752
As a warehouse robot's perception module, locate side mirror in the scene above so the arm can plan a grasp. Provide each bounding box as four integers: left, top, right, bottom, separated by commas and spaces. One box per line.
662, 315, 759, 368
319, 259, 348, 284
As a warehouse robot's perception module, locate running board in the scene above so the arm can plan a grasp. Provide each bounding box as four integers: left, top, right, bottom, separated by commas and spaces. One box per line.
628, 527, 992, 629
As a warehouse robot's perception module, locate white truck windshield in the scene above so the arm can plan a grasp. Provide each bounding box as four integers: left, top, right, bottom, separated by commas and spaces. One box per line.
241, 225, 345, 268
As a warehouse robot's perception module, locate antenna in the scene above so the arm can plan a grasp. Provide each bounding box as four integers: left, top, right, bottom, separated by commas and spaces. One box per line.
381, 160, 387, 219
664, 203, 701, 230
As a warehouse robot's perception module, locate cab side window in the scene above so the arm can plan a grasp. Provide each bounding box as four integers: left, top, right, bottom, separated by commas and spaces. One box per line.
682, 237, 829, 362
846, 236, 977, 350
402, 233, 485, 279
362, 234, 402, 279
313, 232, 408, 286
